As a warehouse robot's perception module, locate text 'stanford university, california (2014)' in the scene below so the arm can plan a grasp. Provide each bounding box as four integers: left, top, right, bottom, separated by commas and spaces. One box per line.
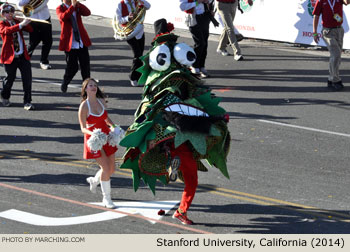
156, 238, 309, 248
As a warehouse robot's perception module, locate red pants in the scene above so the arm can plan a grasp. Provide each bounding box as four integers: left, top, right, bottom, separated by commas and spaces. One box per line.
171, 143, 198, 213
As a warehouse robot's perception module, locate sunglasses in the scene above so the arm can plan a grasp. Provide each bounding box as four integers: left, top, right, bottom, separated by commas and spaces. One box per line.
2, 10, 14, 14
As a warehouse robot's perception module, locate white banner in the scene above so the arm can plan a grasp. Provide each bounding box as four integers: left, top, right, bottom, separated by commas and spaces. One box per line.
6, 0, 350, 49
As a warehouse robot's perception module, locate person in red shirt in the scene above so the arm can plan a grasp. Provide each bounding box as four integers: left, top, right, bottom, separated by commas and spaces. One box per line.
0, 3, 34, 110
56, 0, 91, 93
313, 0, 350, 91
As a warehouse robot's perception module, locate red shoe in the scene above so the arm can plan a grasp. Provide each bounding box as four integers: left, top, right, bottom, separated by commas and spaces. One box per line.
172, 210, 194, 225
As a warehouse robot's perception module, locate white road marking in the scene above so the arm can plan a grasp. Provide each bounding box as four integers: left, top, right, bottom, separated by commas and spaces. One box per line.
31, 78, 81, 89
0, 200, 179, 226
258, 119, 350, 138
0, 209, 125, 226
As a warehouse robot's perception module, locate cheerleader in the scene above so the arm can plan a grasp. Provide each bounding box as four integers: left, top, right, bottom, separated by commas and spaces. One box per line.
78, 78, 123, 208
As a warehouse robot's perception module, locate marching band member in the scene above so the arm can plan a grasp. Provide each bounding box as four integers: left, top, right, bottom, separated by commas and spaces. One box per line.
116, 0, 151, 86
180, 0, 216, 78
0, 3, 35, 110
215, 0, 253, 61
56, 0, 91, 93
18, 0, 53, 70
313, 0, 350, 91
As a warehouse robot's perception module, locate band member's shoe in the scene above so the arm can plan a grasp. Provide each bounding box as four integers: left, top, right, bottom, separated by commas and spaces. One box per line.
168, 156, 180, 182
130, 80, 138, 86
327, 80, 333, 88
328, 80, 344, 91
216, 49, 228, 56
61, 83, 68, 93
1, 96, 10, 107
200, 68, 210, 78
24, 103, 35, 110
236, 33, 244, 42
190, 67, 201, 78
40, 62, 52, 70
234, 54, 244, 61
172, 210, 194, 225
100, 180, 116, 209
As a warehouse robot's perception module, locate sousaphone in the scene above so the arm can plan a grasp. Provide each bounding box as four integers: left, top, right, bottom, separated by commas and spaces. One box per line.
112, 4, 146, 41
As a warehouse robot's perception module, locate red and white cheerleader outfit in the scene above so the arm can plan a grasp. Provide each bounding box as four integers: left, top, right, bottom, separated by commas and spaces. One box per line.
83, 99, 118, 159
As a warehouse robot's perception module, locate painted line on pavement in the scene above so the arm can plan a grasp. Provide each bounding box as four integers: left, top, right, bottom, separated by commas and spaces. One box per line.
0, 150, 131, 177
259, 119, 350, 138
0, 201, 179, 226
202, 186, 350, 222
1, 150, 349, 222
31, 78, 81, 89
0, 182, 211, 234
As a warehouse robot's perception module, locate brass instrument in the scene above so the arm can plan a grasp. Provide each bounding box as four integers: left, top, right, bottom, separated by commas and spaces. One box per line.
21, 0, 45, 17
113, 4, 146, 41
14, 15, 50, 24
13, 0, 51, 24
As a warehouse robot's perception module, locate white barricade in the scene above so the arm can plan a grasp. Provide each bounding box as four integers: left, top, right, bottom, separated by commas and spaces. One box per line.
6, 0, 350, 49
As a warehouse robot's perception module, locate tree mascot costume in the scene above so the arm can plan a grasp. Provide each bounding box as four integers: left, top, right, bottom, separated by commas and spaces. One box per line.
119, 18, 230, 225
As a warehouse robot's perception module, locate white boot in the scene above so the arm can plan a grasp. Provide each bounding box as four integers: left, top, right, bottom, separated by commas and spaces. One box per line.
86, 169, 102, 194
100, 180, 116, 209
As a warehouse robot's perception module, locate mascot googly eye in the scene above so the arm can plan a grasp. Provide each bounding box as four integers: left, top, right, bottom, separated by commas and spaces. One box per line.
173, 43, 196, 66
149, 44, 171, 71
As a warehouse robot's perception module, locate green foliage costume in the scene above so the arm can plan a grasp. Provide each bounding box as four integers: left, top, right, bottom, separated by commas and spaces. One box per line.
119, 19, 231, 194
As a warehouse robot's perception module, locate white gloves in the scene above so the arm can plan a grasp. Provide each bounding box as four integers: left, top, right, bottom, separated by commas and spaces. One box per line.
19, 18, 31, 29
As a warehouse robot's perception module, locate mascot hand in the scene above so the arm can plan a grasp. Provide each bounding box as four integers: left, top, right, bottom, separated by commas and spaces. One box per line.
87, 128, 108, 151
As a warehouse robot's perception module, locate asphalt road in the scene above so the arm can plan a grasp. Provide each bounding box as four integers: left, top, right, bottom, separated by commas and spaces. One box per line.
0, 14, 350, 234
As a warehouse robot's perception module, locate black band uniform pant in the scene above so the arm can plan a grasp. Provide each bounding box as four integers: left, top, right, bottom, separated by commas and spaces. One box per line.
1, 55, 32, 104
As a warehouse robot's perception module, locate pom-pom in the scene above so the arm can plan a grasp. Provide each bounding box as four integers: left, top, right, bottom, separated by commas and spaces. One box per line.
167, 22, 174, 32
87, 128, 108, 151
108, 125, 125, 147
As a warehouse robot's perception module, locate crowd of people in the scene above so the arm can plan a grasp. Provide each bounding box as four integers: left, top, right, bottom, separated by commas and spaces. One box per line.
1, 0, 349, 226
0, 0, 255, 110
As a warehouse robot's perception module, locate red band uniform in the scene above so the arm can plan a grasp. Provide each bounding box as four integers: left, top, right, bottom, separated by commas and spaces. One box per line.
0, 3, 34, 109
56, 0, 91, 93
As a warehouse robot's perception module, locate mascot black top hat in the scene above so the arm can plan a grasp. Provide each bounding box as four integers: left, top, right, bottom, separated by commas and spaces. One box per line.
152, 18, 177, 45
